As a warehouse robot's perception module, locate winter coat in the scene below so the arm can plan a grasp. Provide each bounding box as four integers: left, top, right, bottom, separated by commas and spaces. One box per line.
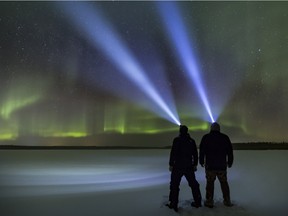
169, 134, 198, 170
199, 131, 233, 171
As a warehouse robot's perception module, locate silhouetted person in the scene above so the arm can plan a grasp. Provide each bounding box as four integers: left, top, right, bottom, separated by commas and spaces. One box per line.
199, 122, 234, 208
166, 125, 202, 212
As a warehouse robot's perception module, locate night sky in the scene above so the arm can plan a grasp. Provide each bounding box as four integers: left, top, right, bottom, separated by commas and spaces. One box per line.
1, 1, 288, 145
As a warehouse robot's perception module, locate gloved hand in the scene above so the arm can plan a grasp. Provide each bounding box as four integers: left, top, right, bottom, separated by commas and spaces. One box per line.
193, 166, 197, 171
169, 166, 173, 172
200, 163, 205, 168
227, 164, 232, 168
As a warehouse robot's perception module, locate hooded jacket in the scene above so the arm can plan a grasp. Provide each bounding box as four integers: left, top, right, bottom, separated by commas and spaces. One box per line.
199, 130, 233, 171
169, 133, 198, 169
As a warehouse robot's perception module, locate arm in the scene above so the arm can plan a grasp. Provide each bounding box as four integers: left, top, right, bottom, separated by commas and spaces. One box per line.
199, 137, 205, 167
226, 136, 234, 168
169, 138, 178, 169
191, 139, 198, 167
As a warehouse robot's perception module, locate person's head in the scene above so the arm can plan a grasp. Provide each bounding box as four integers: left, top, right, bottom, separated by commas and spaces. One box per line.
179, 125, 188, 135
210, 122, 220, 132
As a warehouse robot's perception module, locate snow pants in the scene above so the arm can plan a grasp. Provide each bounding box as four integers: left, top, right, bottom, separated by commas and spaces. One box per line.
169, 168, 202, 206
205, 170, 231, 204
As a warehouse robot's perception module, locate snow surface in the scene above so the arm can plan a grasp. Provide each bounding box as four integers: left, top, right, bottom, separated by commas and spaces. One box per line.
0, 149, 287, 216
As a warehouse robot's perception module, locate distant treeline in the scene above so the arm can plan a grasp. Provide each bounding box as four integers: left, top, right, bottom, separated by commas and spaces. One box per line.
232, 142, 288, 150
1, 142, 288, 150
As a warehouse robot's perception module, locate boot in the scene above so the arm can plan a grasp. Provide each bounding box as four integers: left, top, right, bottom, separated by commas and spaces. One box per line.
166, 202, 178, 212
223, 200, 233, 207
191, 201, 202, 208
204, 200, 214, 208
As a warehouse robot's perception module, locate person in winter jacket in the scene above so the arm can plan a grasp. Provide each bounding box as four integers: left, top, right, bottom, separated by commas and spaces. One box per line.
199, 122, 234, 208
166, 125, 202, 212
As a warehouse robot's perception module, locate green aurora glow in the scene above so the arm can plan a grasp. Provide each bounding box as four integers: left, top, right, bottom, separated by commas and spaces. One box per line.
1, 1, 288, 145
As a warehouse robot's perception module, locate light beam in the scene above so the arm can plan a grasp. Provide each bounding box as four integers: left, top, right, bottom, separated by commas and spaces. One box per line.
156, 2, 215, 123
59, 2, 180, 126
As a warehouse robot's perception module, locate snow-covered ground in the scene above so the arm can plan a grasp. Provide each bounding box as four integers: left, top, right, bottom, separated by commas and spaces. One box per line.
0, 149, 287, 216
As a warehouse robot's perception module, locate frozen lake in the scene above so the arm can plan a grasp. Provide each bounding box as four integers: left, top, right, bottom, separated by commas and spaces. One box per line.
0, 149, 287, 216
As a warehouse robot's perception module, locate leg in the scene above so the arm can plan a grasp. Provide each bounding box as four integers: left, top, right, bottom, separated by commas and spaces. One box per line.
205, 170, 216, 207
169, 169, 182, 209
184, 170, 202, 206
216, 171, 232, 206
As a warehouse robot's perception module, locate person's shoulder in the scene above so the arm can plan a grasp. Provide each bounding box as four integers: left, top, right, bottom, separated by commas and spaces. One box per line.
173, 136, 181, 142
220, 132, 230, 139
200, 133, 210, 144
186, 133, 195, 140
188, 136, 196, 144
219, 132, 231, 142
202, 133, 210, 139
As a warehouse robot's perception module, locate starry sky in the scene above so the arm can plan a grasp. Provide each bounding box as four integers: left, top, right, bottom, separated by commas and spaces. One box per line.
0, 1, 288, 146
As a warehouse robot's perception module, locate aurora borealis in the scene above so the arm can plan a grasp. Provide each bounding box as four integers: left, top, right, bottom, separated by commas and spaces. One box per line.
1, 1, 288, 145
